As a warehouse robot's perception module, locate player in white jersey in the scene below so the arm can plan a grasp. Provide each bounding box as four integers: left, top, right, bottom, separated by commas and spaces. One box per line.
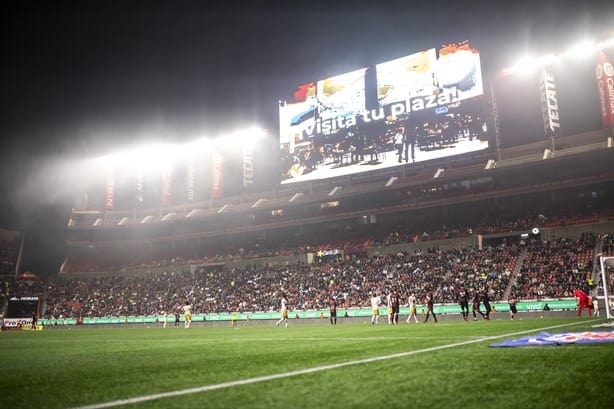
275, 294, 289, 327
370, 293, 382, 324
406, 293, 419, 323
162, 311, 168, 328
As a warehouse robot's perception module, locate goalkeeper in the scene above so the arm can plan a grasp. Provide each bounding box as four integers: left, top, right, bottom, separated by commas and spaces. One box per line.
573, 288, 592, 317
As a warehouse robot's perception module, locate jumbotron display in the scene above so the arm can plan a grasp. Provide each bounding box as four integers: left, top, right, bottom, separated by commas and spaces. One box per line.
279, 41, 489, 184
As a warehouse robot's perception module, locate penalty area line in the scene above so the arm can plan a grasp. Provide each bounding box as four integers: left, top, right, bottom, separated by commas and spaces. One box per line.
70, 319, 597, 409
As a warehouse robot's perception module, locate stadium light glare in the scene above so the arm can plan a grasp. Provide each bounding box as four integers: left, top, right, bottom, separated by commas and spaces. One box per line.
538, 54, 557, 66
131, 143, 180, 174
507, 56, 539, 77
245, 126, 266, 146
216, 126, 266, 149
562, 40, 596, 60
97, 153, 119, 168
504, 36, 613, 76
182, 138, 211, 157
597, 37, 614, 50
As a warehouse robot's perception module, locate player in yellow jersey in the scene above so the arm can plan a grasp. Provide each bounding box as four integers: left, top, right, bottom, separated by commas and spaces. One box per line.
275, 294, 289, 328
182, 302, 192, 328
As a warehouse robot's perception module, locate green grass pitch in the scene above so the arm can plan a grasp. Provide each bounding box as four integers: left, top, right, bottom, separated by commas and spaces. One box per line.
1, 317, 613, 409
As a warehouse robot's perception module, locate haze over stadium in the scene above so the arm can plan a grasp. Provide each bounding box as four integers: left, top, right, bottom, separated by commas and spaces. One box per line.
0, 1, 612, 265
0, 0, 612, 276
2, 2, 614, 408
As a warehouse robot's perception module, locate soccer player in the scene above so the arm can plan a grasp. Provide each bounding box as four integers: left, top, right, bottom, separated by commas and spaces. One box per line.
406, 293, 419, 323
182, 302, 192, 328
472, 290, 484, 321
574, 288, 592, 316
329, 297, 337, 325
508, 295, 518, 320
482, 291, 492, 320
370, 293, 382, 324
423, 291, 438, 323
458, 287, 469, 321
276, 294, 289, 327
388, 290, 400, 325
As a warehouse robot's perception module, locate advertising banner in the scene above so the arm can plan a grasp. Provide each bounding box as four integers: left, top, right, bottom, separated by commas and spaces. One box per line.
539, 68, 561, 138
135, 172, 144, 205
596, 50, 614, 128
160, 169, 172, 207
35, 300, 579, 326
2, 318, 33, 328
211, 149, 224, 199
243, 145, 254, 188
186, 158, 195, 202
104, 167, 114, 210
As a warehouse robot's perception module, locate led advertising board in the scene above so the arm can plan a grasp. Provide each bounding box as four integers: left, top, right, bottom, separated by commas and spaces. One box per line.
280, 42, 489, 185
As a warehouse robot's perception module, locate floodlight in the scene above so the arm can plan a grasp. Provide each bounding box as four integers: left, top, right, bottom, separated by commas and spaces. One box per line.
562, 40, 596, 60
598, 37, 614, 50
131, 143, 179, 174
96, 153, 118, 169
507, 56, 539, 77
216, 126, 266, 149
538, 54, 557, 66
182, 138, 211, 157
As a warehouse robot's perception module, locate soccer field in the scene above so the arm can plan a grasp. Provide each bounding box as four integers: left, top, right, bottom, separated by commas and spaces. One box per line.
1, 318, 613, 409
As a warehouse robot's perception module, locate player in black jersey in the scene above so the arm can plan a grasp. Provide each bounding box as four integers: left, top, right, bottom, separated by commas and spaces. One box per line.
329, 297, 337, 325
458, 287, 469, 321
423, 291, 438, 323
482, 291, 492, 320
388, 290, 400, 325
508, 294, 517, 320
471, 290, 484, 321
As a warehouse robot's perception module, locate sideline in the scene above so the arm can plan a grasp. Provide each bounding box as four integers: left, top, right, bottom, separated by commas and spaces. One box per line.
70, 320, 597, 409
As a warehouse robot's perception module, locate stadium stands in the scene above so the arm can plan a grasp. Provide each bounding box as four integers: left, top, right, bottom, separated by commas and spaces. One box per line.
0, 239, 19, 276
40, 230, 606, 320
512, 233, 596, 299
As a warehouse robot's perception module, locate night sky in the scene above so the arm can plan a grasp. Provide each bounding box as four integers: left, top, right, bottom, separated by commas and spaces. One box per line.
1, 0, 612, 275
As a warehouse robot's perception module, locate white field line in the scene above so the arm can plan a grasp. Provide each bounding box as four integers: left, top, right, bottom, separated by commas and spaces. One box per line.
70, 320, 597, 409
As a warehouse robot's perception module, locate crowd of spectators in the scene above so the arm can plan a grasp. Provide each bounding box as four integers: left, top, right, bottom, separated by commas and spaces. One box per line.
512, 233, 596, 299
5, 229, 603, 320
601, 233, 614, 257
42, 241, 525, 319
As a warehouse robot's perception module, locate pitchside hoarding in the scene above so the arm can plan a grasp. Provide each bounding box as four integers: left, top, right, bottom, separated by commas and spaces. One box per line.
2, 297, 39, 328
279, 42, 490, 185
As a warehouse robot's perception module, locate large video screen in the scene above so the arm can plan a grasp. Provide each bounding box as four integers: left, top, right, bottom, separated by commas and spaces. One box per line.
279, 42, 489, 185
279, 68, 367, 150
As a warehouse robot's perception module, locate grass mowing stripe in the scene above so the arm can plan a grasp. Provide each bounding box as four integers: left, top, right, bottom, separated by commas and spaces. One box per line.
69, 319, 597, 409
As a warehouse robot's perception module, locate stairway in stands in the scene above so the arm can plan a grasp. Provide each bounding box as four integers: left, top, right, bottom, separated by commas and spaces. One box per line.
503, 248, 527, 300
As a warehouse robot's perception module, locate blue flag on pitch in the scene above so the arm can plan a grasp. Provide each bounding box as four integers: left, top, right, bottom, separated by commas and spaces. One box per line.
490, 331, 614, 347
